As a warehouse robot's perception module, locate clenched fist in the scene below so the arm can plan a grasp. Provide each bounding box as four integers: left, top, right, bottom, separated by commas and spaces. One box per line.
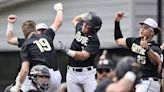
54, 3, 63, 11
115, 12, 126, 22
8, 15, 17, 23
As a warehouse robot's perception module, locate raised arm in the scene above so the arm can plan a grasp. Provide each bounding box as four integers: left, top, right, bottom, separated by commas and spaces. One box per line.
51, 3, 63, 32
140, 37, 162, 65
10, 61, 29, 92
6, 15, 19, 45
114, 12, 127, 48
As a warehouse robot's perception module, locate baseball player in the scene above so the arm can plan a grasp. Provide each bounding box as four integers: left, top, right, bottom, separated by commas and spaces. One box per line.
59, 11, 102, 92
6, 16, 48, 81
8, 3, 63, 92
28, 65, 51, 92
114, 12, 162, 92
96, 50, 115, 84
95, 56, 140, 92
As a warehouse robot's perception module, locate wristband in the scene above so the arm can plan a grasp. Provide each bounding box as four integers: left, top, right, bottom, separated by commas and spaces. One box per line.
124, 71, 136, 82
114, 21, 123, 40
67, 49, 76, 57
7, 23, 13, 31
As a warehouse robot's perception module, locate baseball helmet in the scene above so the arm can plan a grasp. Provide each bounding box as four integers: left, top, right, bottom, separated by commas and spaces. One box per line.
84, 11, 102, 34
30, 65, 50, 77
29, 65, 50, 91
115, 56, 140, 80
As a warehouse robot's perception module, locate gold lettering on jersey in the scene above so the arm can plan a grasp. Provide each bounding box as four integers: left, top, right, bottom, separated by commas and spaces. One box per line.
131, 43, 146, 55
75, 31, 89, 46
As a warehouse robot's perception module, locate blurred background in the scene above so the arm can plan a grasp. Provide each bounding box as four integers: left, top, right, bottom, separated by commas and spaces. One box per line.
0, 0, 163, 91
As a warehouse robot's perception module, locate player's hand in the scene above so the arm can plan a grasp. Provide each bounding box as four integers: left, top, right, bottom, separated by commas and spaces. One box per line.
115, 12, 126, 21
54, 3, 63, 11
140, 36, 149, 51
10, 85, 21, 92
7, 15, 17, 23
80, 12, 89, 20
80, 11, 95, 20
59, 41, 68, 53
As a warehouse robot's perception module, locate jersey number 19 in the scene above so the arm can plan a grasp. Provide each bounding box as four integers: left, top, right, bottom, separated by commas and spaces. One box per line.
33, 38, 52, 52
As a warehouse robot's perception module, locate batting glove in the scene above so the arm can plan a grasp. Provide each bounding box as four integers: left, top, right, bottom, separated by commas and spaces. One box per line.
54, 3, 63, 11
79, 12, 89, 20
59, 41, 68, 53
10, 81, 22, 92
10, 85, 21, 92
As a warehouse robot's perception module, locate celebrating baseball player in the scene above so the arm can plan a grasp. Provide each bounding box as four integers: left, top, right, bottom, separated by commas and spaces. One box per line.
59, 11, 102, 92
114, 12, 163, 92
6, 3, 63, 92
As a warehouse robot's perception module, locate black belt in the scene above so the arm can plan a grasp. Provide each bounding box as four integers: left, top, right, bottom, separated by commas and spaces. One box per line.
142, 77, 159, 81
68, 66, 92, 72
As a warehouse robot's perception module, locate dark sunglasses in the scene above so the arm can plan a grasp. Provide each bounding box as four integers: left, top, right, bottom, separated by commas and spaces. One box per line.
97, 68, 111, 74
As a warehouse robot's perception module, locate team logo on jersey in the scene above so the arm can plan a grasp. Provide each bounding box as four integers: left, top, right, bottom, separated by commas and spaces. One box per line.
75, 31, 89, 46
131, 43, 146, 55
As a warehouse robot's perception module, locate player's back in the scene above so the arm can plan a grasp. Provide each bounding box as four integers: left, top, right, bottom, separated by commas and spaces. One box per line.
21, 32, 58, 70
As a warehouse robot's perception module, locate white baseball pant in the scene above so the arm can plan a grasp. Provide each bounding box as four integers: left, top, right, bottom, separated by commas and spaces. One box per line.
66, 66, 97, 92
135, 77, 160, 92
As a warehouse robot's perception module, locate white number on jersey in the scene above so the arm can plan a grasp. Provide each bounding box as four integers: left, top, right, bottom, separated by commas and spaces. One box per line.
33, 38, 52, 52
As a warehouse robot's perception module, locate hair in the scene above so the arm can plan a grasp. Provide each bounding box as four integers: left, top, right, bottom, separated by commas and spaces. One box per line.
22, 20, 36, 38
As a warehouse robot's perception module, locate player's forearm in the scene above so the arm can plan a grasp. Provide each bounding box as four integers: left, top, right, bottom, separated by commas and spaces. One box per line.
51, 3, 63, 32
18, 61, 29, 84
114, 21, 126, 47
6, 23, 14, 42
146, 49, 161, 65
6, 23, 19, 45
51, 10, 63, 32
114, 21, 123, 40
74, 51, 90, 61
67, 50, 90, 61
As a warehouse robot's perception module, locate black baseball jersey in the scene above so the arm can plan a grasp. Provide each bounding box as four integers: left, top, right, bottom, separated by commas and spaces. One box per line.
68, 22, 100, 67
20, 28, 58, 70
126, 37, 162, 78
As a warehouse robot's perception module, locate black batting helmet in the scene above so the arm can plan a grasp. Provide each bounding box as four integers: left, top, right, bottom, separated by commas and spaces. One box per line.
84, 11, 102, 34
30, 65, 50, 77
29, 65, 50, 91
